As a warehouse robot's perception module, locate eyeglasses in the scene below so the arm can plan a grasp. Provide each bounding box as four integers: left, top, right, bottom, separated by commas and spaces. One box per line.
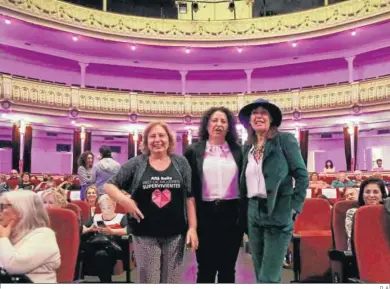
0, 203, 12, 212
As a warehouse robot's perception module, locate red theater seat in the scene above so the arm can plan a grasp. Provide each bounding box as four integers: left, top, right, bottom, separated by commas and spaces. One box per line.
6, 179, 19, 190
47, 208, 80, 283
352, 205, 390, 283
328, 200, 359, 283
292, 198, 332, 282
72, 200, 90, 223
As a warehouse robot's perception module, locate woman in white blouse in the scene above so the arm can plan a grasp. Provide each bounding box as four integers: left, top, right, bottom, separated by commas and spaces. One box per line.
184, 107, 243, 283
0, 190, 61, 283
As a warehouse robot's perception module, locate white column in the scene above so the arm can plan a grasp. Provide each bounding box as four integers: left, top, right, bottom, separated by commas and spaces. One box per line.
345, 56, 355, 83
79, 62, 89, 88
80, 126, 86, 153
103, 0, 107, 11
245, 69, 253, 94
19, 120, 26, 173
133, 130, 139, 157
187, 129, 192, 145
180, 70, 188, 95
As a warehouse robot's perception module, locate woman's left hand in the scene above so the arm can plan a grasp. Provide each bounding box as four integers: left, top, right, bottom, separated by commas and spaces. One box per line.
0, 220, 15, 238
186, 228, 199, 252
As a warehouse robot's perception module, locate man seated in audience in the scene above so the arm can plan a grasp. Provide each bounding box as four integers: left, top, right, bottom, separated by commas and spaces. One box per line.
331, 173, 354, 189
309, 172, 330, 189
352, 170, 363, 187
8, 169, 20, 180
373, 159, 385, 171
0, 174, 10, 195
15, 173, 35, 191
345, 178, 387, 250
344, 187, 358, 201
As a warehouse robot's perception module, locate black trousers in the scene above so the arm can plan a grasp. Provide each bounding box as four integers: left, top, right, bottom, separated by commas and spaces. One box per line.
196, 199, 243, 283
83, 247, 119, 283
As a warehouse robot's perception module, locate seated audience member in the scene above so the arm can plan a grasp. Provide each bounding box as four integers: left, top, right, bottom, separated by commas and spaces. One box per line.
0, 190, 61, 283
316, 194, 334, 207
309, 172, 330, 189
15, 173, 35, 191
85, 186, 98, 217
59, 175, 80, 191
344, 187, 358, 201
352, 170, 363, 187
345, 178, 387, 250
8, 170, 19, 180
41, 174, 51, 182
324, 160, 336, 174
81, 194, 129, 283
0, 174, 10, 195
42, 188, 68, 209
35, 177, 56, 195
373, 159, 385, 172
372, 173, 390, 193
90, 146, 120, 197
331, 173, 354, 189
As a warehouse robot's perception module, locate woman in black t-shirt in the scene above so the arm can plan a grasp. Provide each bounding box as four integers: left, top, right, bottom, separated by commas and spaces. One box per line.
104, 121, 198, 284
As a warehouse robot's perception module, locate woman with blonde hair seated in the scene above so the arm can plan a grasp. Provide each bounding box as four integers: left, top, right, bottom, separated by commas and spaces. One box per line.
0, 190, 61, 283
42, 187, 68, 209
85, 186, 98, 217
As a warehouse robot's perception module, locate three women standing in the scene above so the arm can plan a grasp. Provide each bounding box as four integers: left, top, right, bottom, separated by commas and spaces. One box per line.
184, 107, 243, 283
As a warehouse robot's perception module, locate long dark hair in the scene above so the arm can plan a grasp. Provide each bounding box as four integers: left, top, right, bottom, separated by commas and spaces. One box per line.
198, 107, 238, 145
99, 145, 112, 159
358, 178, 387, 207
325, 160, 334, 169
78, 151, 94, 169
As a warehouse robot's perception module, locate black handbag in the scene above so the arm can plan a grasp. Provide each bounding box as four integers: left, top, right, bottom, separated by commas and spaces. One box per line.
84, 233, 122, 254
0, 268, 32, 283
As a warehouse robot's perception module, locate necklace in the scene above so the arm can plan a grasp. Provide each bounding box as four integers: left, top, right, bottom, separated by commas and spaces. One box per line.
253, 144, 265, 164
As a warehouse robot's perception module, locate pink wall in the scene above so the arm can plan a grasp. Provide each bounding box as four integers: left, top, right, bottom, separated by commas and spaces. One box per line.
0, 127, 12, 173
31, 130, 73, 174
2, 53, 390, 93
91, 136, 129, 165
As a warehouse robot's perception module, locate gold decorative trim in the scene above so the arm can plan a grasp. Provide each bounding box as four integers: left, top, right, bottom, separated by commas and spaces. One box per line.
1, 0, 390, 46
1, 74, 390, 119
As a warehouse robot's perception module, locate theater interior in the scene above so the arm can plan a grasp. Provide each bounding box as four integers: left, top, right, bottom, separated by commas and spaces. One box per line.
0, 0, 390, 284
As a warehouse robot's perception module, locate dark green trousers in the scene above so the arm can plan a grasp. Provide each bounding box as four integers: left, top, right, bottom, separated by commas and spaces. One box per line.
248, 198, 293, 283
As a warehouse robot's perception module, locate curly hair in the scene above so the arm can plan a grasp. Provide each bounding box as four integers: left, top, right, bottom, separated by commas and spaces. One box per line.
198, 107, 238, 144
77, 151, 94, 169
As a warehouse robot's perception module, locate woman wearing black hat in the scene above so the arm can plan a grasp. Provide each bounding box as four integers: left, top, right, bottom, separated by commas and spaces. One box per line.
238, 98, 309, 283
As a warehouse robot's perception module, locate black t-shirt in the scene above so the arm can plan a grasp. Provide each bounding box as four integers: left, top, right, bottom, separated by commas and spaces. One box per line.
131, 161, 187, 237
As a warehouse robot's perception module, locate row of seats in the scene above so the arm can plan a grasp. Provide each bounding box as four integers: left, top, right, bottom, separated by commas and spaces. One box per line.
292, 198, 390, 283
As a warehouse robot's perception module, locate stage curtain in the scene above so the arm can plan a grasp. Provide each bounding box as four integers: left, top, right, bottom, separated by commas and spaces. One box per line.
299, 130, 309, 167
23, 125, 33, 173
182, 132, 189, 152
137, 134, 143, 156
353, 125, 359, 171
11, 124, 20, 172
128, 133, 135, 159
72, 130, 81, 174
343, 126, 352, 171
84, 132, 92, 152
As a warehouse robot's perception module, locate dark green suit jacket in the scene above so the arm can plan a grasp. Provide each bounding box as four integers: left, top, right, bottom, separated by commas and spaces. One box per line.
239, 131, 309, 227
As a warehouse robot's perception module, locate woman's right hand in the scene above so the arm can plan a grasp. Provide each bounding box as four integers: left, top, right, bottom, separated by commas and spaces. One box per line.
124, 198, 144, 222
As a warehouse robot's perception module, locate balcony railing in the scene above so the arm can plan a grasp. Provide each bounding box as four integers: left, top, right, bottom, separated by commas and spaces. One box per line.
1, 0, 389, 44
1, 74, 390, 118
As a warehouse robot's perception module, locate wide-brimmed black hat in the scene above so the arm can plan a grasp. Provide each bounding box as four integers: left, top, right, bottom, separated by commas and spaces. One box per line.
238, 98, 283, 128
